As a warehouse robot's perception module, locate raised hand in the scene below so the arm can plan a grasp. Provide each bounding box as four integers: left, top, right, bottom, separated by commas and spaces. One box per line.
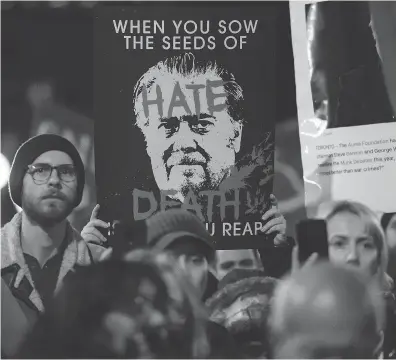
261, 194, 288, 246
81, 204, 109, 245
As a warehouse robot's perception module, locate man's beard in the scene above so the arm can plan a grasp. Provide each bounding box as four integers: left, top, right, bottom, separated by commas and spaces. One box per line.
166, 166, 227, 205
22, 196, 74, 228
163, 145, 216, 194
179, 171, 215, 195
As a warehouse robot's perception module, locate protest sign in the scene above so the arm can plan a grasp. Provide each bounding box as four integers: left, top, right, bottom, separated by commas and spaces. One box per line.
94, 2, 282, 248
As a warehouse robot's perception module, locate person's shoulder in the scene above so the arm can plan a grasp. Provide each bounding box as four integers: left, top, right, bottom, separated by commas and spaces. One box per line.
1, 213, 23, 267
1, 212, 22, 234
206, 320, 240, 358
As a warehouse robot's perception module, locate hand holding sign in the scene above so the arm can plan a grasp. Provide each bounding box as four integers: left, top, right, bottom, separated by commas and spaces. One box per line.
81, 204, 109, 245
261, 194, 288, 246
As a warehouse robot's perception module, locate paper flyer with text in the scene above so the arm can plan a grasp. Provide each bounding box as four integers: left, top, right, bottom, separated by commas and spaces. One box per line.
289, 1, 396, 216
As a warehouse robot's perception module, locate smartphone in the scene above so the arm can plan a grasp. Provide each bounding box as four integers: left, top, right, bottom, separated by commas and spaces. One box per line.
296, 219, 329, 263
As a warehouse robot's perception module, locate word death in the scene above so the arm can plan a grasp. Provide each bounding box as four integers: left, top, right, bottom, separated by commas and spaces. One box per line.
132, 189, 265, 223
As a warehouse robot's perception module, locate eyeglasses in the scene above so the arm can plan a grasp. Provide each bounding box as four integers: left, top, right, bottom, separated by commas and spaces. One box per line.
27, 163, 77, 183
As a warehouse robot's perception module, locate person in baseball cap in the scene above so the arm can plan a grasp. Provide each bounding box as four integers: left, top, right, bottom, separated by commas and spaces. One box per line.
145, 209, 241, 358
146, 209, 215, 298
1, 134, 105, 357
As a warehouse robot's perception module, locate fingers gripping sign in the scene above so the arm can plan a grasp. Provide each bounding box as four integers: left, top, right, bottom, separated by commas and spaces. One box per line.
81, 204, 110, 245
261, 194, 288, 246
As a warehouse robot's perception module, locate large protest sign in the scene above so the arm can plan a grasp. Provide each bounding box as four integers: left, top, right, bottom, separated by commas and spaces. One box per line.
290, 1, 396, 216
94, 2, 282, 248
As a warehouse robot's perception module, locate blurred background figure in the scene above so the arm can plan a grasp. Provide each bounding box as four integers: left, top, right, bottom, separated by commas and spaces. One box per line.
124, 249, 211, 358
382, 212, 396, 283
269, 262, 386, 359
144, 209, 239, 358
145, 209, 216, 301
215, 250, 264, 280
206, 269, 277, 359
2, 3, 97, 231
17, 259, 210, 359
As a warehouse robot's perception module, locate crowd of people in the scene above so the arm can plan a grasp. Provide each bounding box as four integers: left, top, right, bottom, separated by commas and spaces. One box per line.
1, 133, 396, 359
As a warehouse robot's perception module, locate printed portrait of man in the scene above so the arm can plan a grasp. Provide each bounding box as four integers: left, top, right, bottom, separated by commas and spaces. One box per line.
132, 52, 245, 203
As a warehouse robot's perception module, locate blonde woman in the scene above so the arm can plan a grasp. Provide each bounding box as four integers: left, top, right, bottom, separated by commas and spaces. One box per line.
323, 201, 395, 359
324, 201, 391, 291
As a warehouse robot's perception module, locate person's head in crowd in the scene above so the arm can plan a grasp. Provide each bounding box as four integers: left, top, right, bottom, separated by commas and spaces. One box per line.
124, 249, 208, 313
8, 134, 85, 227
324, 200, 389, 290
126, 231, 244, 359
18, 259, 209, 359
215, 249, 263, 280
124, 249, 211, 358
381, 213, 396, 249
145, 209, 215, 299
133, 52, 244, 202
206, 268, 277, 358
381, 212, 396, 282
269, 262, 385, 359
381, 212, 396, 254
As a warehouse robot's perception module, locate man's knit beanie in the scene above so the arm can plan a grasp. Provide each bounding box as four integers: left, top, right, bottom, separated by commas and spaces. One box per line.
8, 134, 85, 207
145, 209, 215, 261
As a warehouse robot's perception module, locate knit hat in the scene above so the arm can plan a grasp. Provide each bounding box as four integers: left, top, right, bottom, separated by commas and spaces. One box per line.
8, 134, 85, 207
145, 209, 215, 261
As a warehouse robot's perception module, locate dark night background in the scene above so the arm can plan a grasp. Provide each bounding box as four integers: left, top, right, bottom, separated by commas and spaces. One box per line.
1, 1, 303, 250
2, 0, 395, 275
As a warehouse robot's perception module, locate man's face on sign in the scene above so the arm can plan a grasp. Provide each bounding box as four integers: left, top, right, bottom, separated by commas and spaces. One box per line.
135, 71, 243, 199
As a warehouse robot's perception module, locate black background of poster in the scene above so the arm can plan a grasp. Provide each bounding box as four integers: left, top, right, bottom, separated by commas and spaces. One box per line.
94, 2, 282, 248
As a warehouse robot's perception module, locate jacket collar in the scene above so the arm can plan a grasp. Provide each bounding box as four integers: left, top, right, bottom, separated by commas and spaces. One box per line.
1, 212, 87, 312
